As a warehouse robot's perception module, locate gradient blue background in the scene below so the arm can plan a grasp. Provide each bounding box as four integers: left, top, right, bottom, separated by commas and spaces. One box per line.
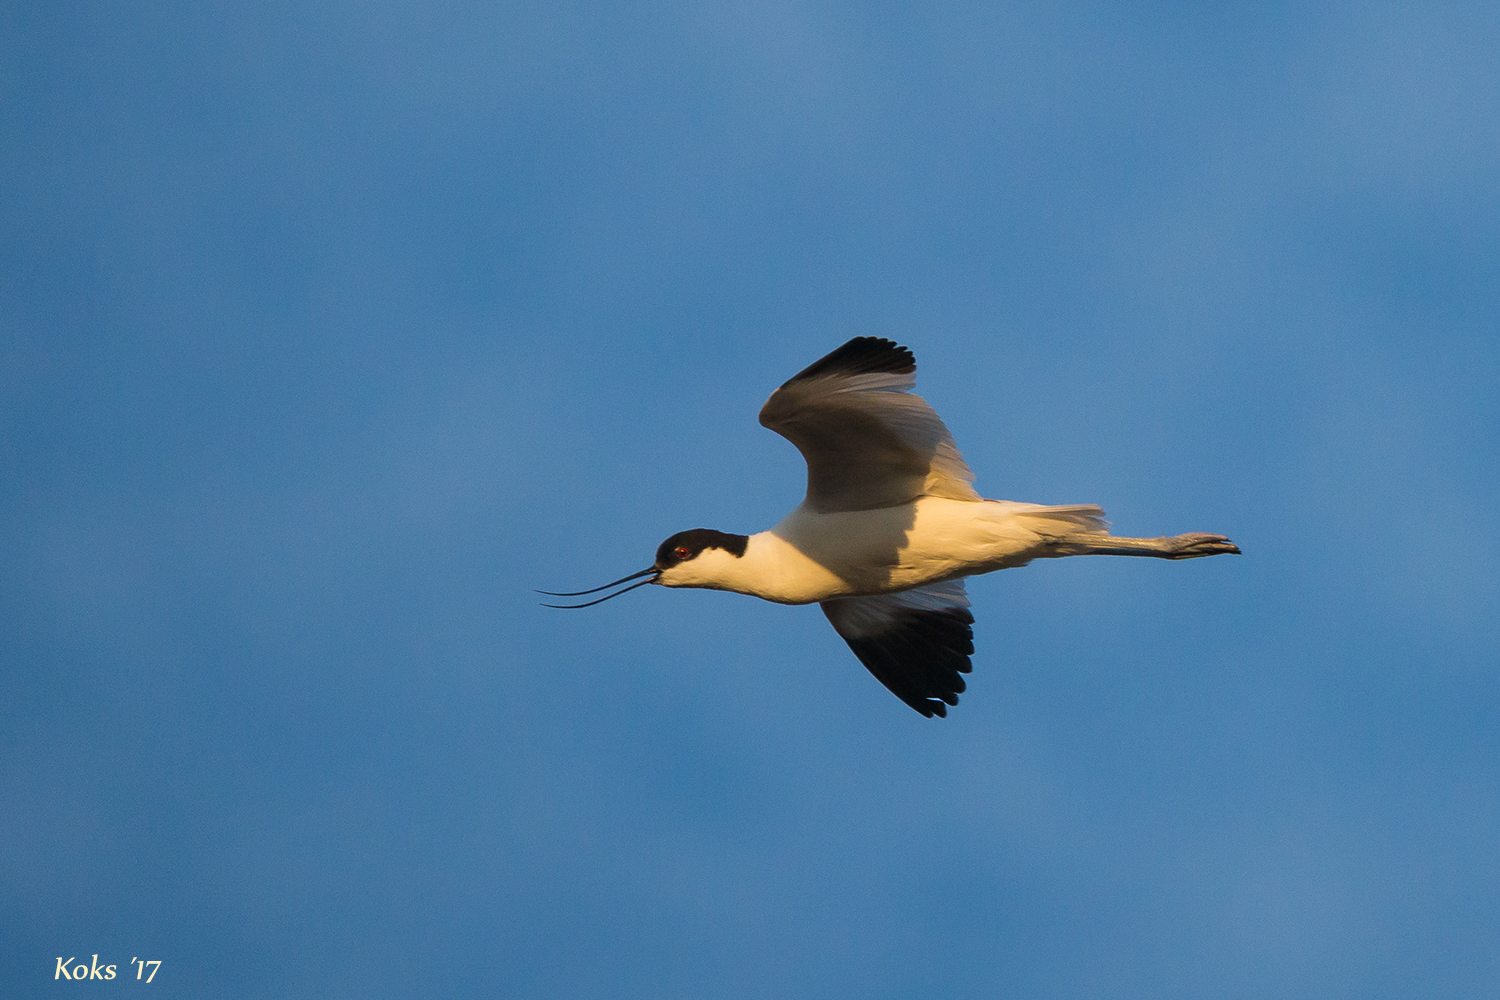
4, 2, 1498, 996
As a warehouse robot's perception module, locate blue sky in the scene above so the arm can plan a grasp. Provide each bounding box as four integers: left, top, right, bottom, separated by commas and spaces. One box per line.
4, 2, 1498, 996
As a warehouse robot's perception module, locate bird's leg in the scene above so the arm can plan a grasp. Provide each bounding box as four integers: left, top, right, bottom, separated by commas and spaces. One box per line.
1048, 532, 1241, 560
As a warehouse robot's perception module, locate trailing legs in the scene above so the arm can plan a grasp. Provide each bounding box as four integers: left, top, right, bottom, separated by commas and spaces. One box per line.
1048, 532, 1241, 560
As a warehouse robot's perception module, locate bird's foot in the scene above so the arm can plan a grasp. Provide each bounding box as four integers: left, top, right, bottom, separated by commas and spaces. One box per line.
1164, 533, 1241, 558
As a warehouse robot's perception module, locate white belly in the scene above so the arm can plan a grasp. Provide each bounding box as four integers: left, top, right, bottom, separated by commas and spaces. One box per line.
738, 497, 1075, 604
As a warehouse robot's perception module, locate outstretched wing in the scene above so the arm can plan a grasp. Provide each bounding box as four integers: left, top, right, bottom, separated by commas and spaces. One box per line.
758, 337, 980, 513
821, 580, 975, 718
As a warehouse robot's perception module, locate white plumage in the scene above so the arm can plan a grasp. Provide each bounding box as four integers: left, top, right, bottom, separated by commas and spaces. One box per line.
544, 337, 1239, 717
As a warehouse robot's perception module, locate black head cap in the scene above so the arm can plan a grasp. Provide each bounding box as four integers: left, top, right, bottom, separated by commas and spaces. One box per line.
655, 528, 749, 568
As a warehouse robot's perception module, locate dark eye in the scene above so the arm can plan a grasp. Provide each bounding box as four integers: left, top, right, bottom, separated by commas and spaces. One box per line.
674, 546, 692, 559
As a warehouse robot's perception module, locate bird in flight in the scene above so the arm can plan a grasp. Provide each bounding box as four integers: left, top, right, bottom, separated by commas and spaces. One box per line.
543, 337, 1239, 717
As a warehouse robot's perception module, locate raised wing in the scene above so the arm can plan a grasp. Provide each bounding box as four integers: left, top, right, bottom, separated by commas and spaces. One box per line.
821, 580, 974, 718
758, 337, 980, 512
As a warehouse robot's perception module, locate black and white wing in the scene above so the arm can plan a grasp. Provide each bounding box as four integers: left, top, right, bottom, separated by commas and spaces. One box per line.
759, 337, 980, 513
821, 580, 975, 718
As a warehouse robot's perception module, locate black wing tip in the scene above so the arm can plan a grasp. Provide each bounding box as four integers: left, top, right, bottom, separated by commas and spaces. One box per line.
842, 606, 975, 719
910, 691, 960, 718
782, 337, 915, 386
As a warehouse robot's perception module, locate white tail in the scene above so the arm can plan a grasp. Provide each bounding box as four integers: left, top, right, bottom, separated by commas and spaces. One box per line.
1015, 503, 1109, 536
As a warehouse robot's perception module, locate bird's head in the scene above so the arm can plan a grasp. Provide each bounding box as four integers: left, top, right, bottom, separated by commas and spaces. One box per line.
538, 528, 749, 608
652, 529, 750, 589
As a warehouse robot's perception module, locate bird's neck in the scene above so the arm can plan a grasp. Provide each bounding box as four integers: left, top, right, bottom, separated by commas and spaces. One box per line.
718, 530, 856, 606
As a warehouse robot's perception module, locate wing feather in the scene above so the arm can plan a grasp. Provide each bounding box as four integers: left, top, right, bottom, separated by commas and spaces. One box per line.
759, 338, 980, 512
821, 580, 975, 718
